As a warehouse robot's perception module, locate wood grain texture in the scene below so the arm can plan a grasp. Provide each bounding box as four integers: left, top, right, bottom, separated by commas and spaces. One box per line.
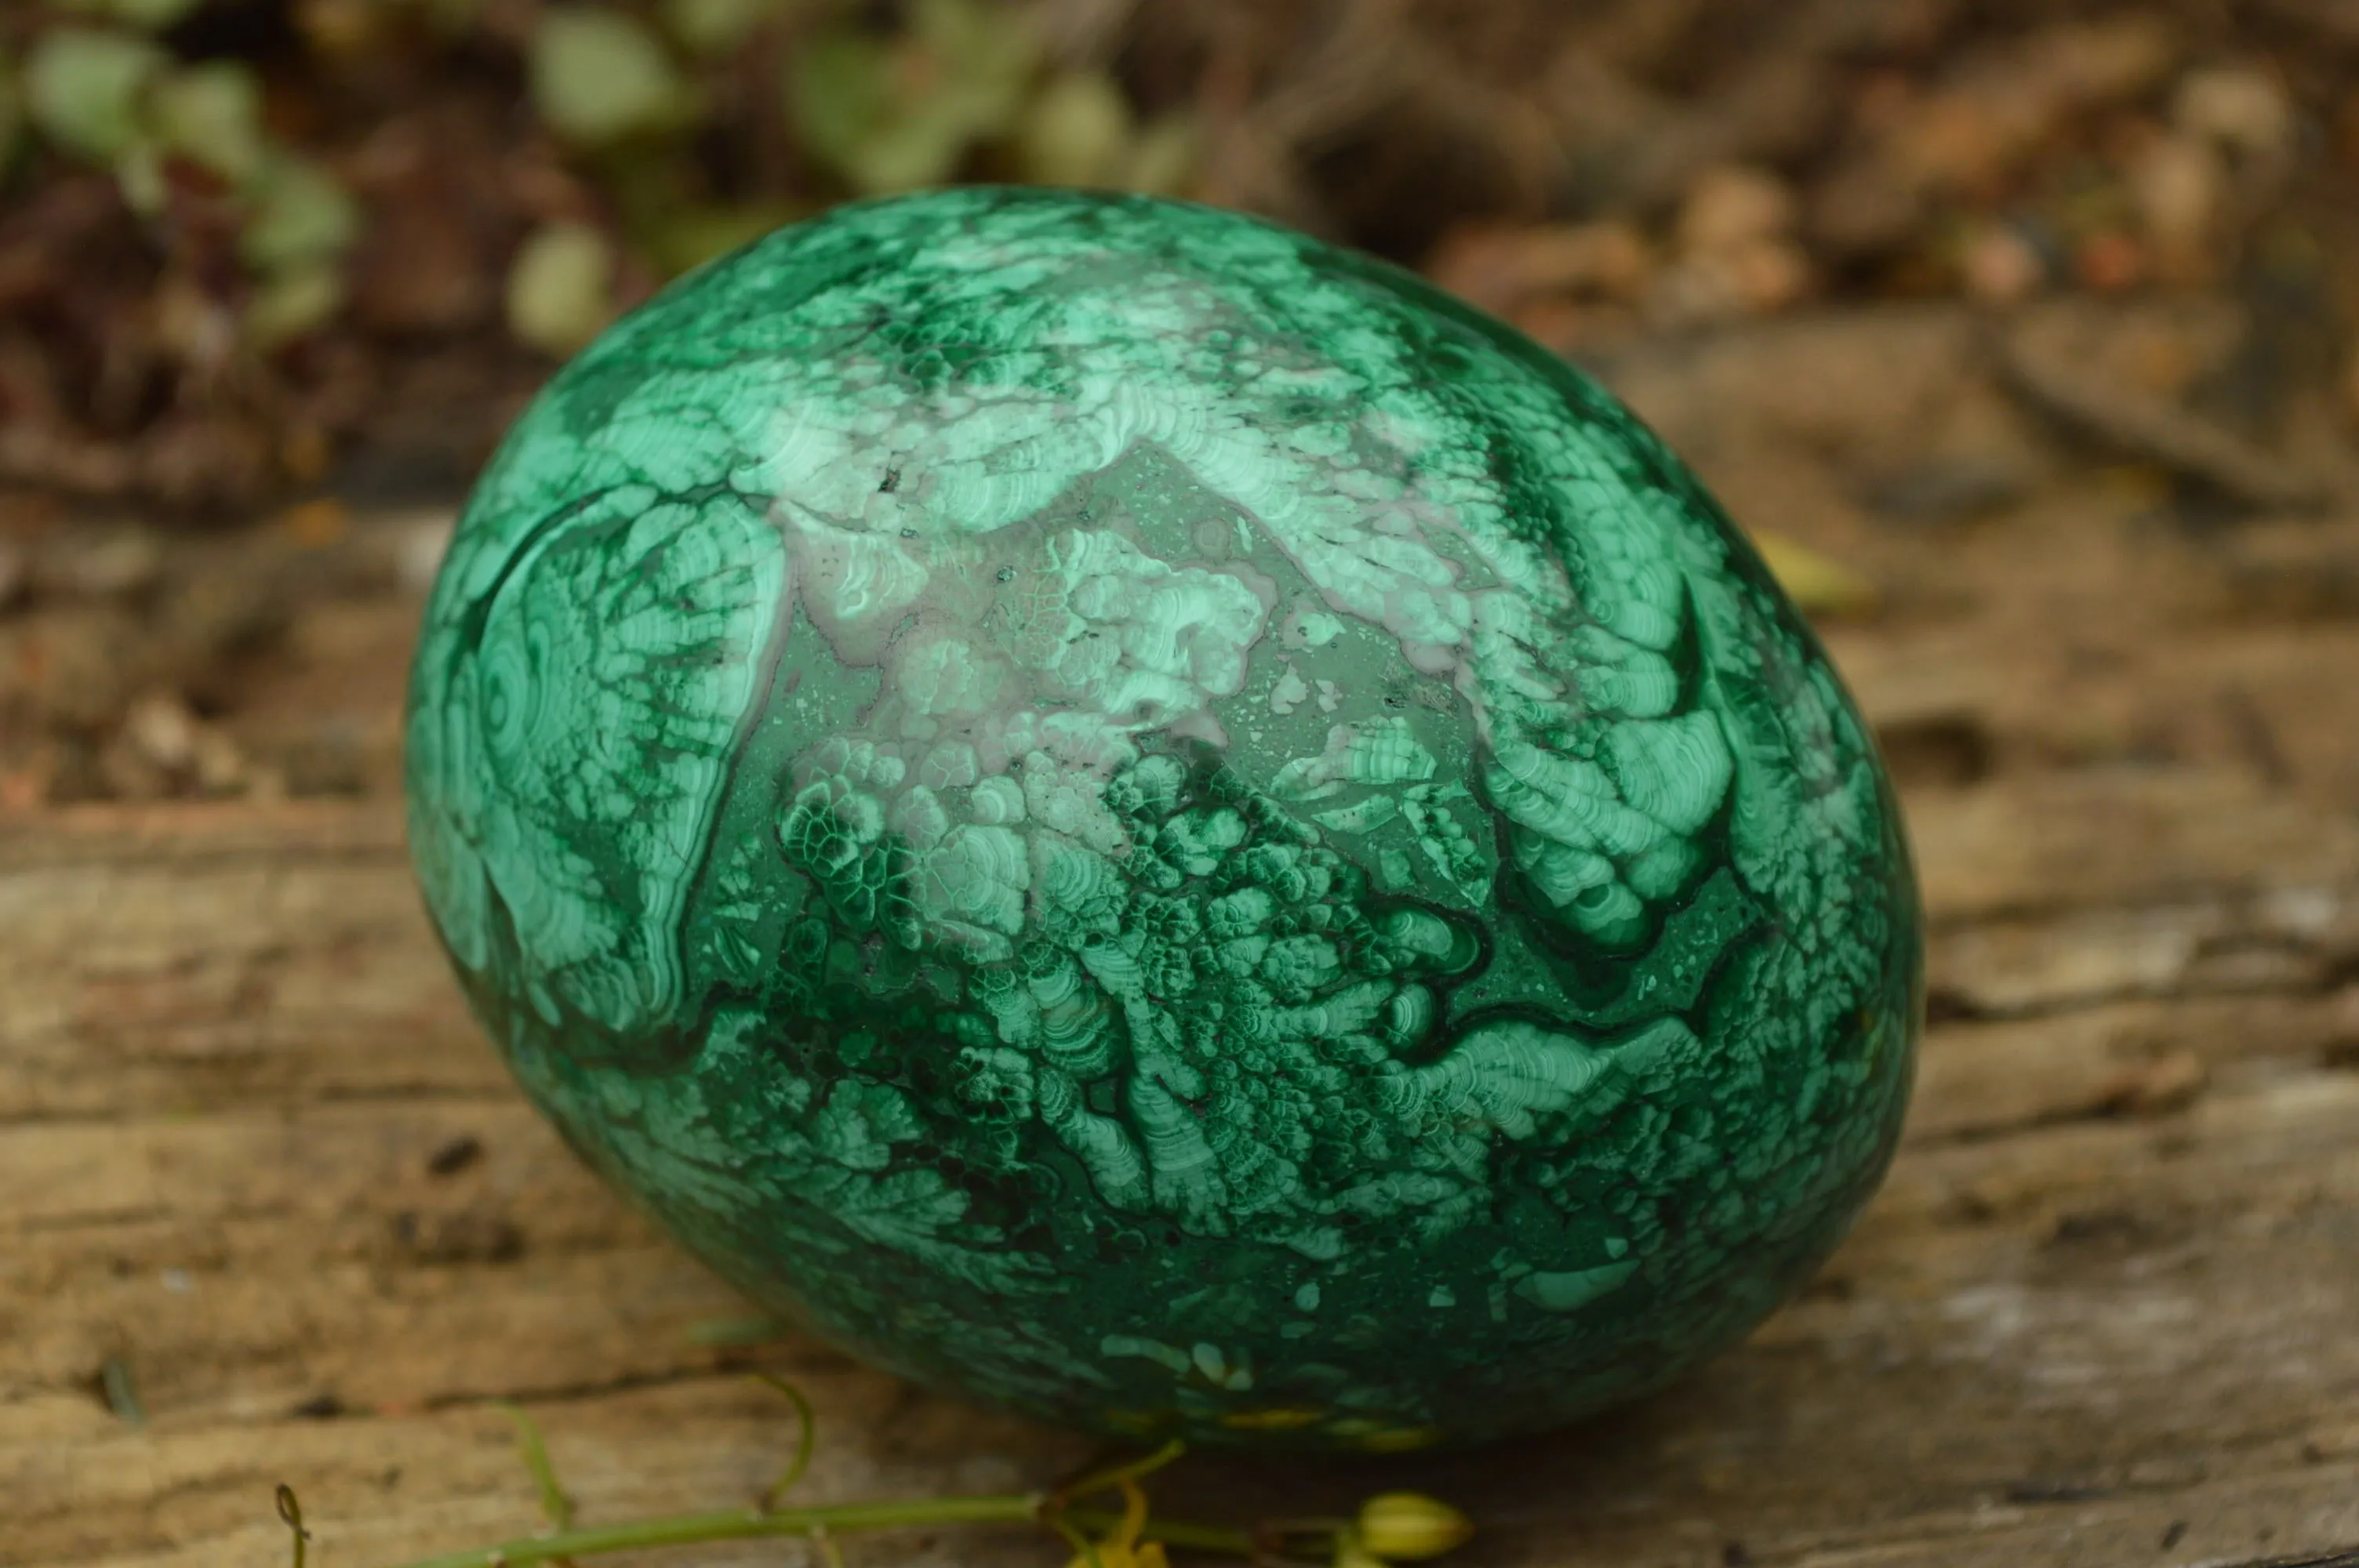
13, 307, 2359, 1568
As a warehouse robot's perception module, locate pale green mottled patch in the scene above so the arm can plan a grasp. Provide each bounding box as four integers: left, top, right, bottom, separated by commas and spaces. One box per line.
408, 187, 1920, 1450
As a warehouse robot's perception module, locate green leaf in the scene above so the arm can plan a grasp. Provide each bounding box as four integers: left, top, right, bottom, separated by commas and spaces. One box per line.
642, 201, 801, 277
787, 0, 1041, 194
153, 60, 264, 183
786, 32, 891, 179
914, 0, 1038, 139
1016, 70, 1129, 187
506, 221, 616, 355
665, 0, 793, 56
241, 155, 360, 270
531, 8, 689, 145
24, 27, 166, 163
114, 138, 165, 212
245, 261, 343, 347
1751, 531, 1879, 618
1119, 113, 1197, 196
845, 95, 979, 192
911, 0, 1035, 97
55, 0, 205, 31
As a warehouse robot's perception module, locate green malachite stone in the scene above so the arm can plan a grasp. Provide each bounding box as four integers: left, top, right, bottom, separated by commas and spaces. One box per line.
405, 187, 1921, 1451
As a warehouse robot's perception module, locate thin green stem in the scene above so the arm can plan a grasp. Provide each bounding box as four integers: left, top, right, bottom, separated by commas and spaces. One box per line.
1056, 1439, 1187, 1507
376, 1494, 1271, 1568
101, 1356, 145, 1427
1048, 1508, 1104, 1568
277, 1486, 310, 1568
498, 1403, 576, 1532
1064, 1507, 1260, 1557
752, 1374, 819, 1512
387, 1494, 1041, 1568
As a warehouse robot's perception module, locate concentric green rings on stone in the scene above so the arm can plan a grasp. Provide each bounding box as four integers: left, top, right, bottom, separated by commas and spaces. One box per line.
405, 186, 1921, 1450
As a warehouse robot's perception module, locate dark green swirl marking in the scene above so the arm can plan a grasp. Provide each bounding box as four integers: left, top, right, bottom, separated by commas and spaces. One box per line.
406, 187, 1921, 1450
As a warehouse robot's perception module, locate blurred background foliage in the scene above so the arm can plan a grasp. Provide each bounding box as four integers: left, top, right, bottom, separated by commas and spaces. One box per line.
3, 0, 1198, 343
0, 0, 1208, 504
0, 0, 2352, 512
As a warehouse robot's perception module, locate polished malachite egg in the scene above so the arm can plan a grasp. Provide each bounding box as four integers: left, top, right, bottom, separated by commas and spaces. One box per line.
405, 187, 1921, 1451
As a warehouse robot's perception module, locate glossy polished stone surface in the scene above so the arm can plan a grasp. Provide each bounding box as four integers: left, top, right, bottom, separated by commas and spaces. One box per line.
405, 187, 1921, 1450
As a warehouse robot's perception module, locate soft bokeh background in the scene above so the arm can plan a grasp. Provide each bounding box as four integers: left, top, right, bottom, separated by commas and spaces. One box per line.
2, 0, 2354, 499
4, 0, 2359, 801
1, 0, 2356, 802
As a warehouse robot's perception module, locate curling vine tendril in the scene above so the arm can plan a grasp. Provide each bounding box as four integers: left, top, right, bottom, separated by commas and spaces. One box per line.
271, 1379, 1474, 1568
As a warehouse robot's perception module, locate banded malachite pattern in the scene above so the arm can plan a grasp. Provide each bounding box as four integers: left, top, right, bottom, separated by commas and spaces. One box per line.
406, 187, 1921, 1450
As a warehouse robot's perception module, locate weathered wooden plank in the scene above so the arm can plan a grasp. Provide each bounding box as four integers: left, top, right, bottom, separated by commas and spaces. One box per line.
1906, 767, 2359, 922
9, 1377, 1084, 1568
11, 956, 2359, 1566
0, 805, 488, 1123
1907, 990, 2346, 1142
